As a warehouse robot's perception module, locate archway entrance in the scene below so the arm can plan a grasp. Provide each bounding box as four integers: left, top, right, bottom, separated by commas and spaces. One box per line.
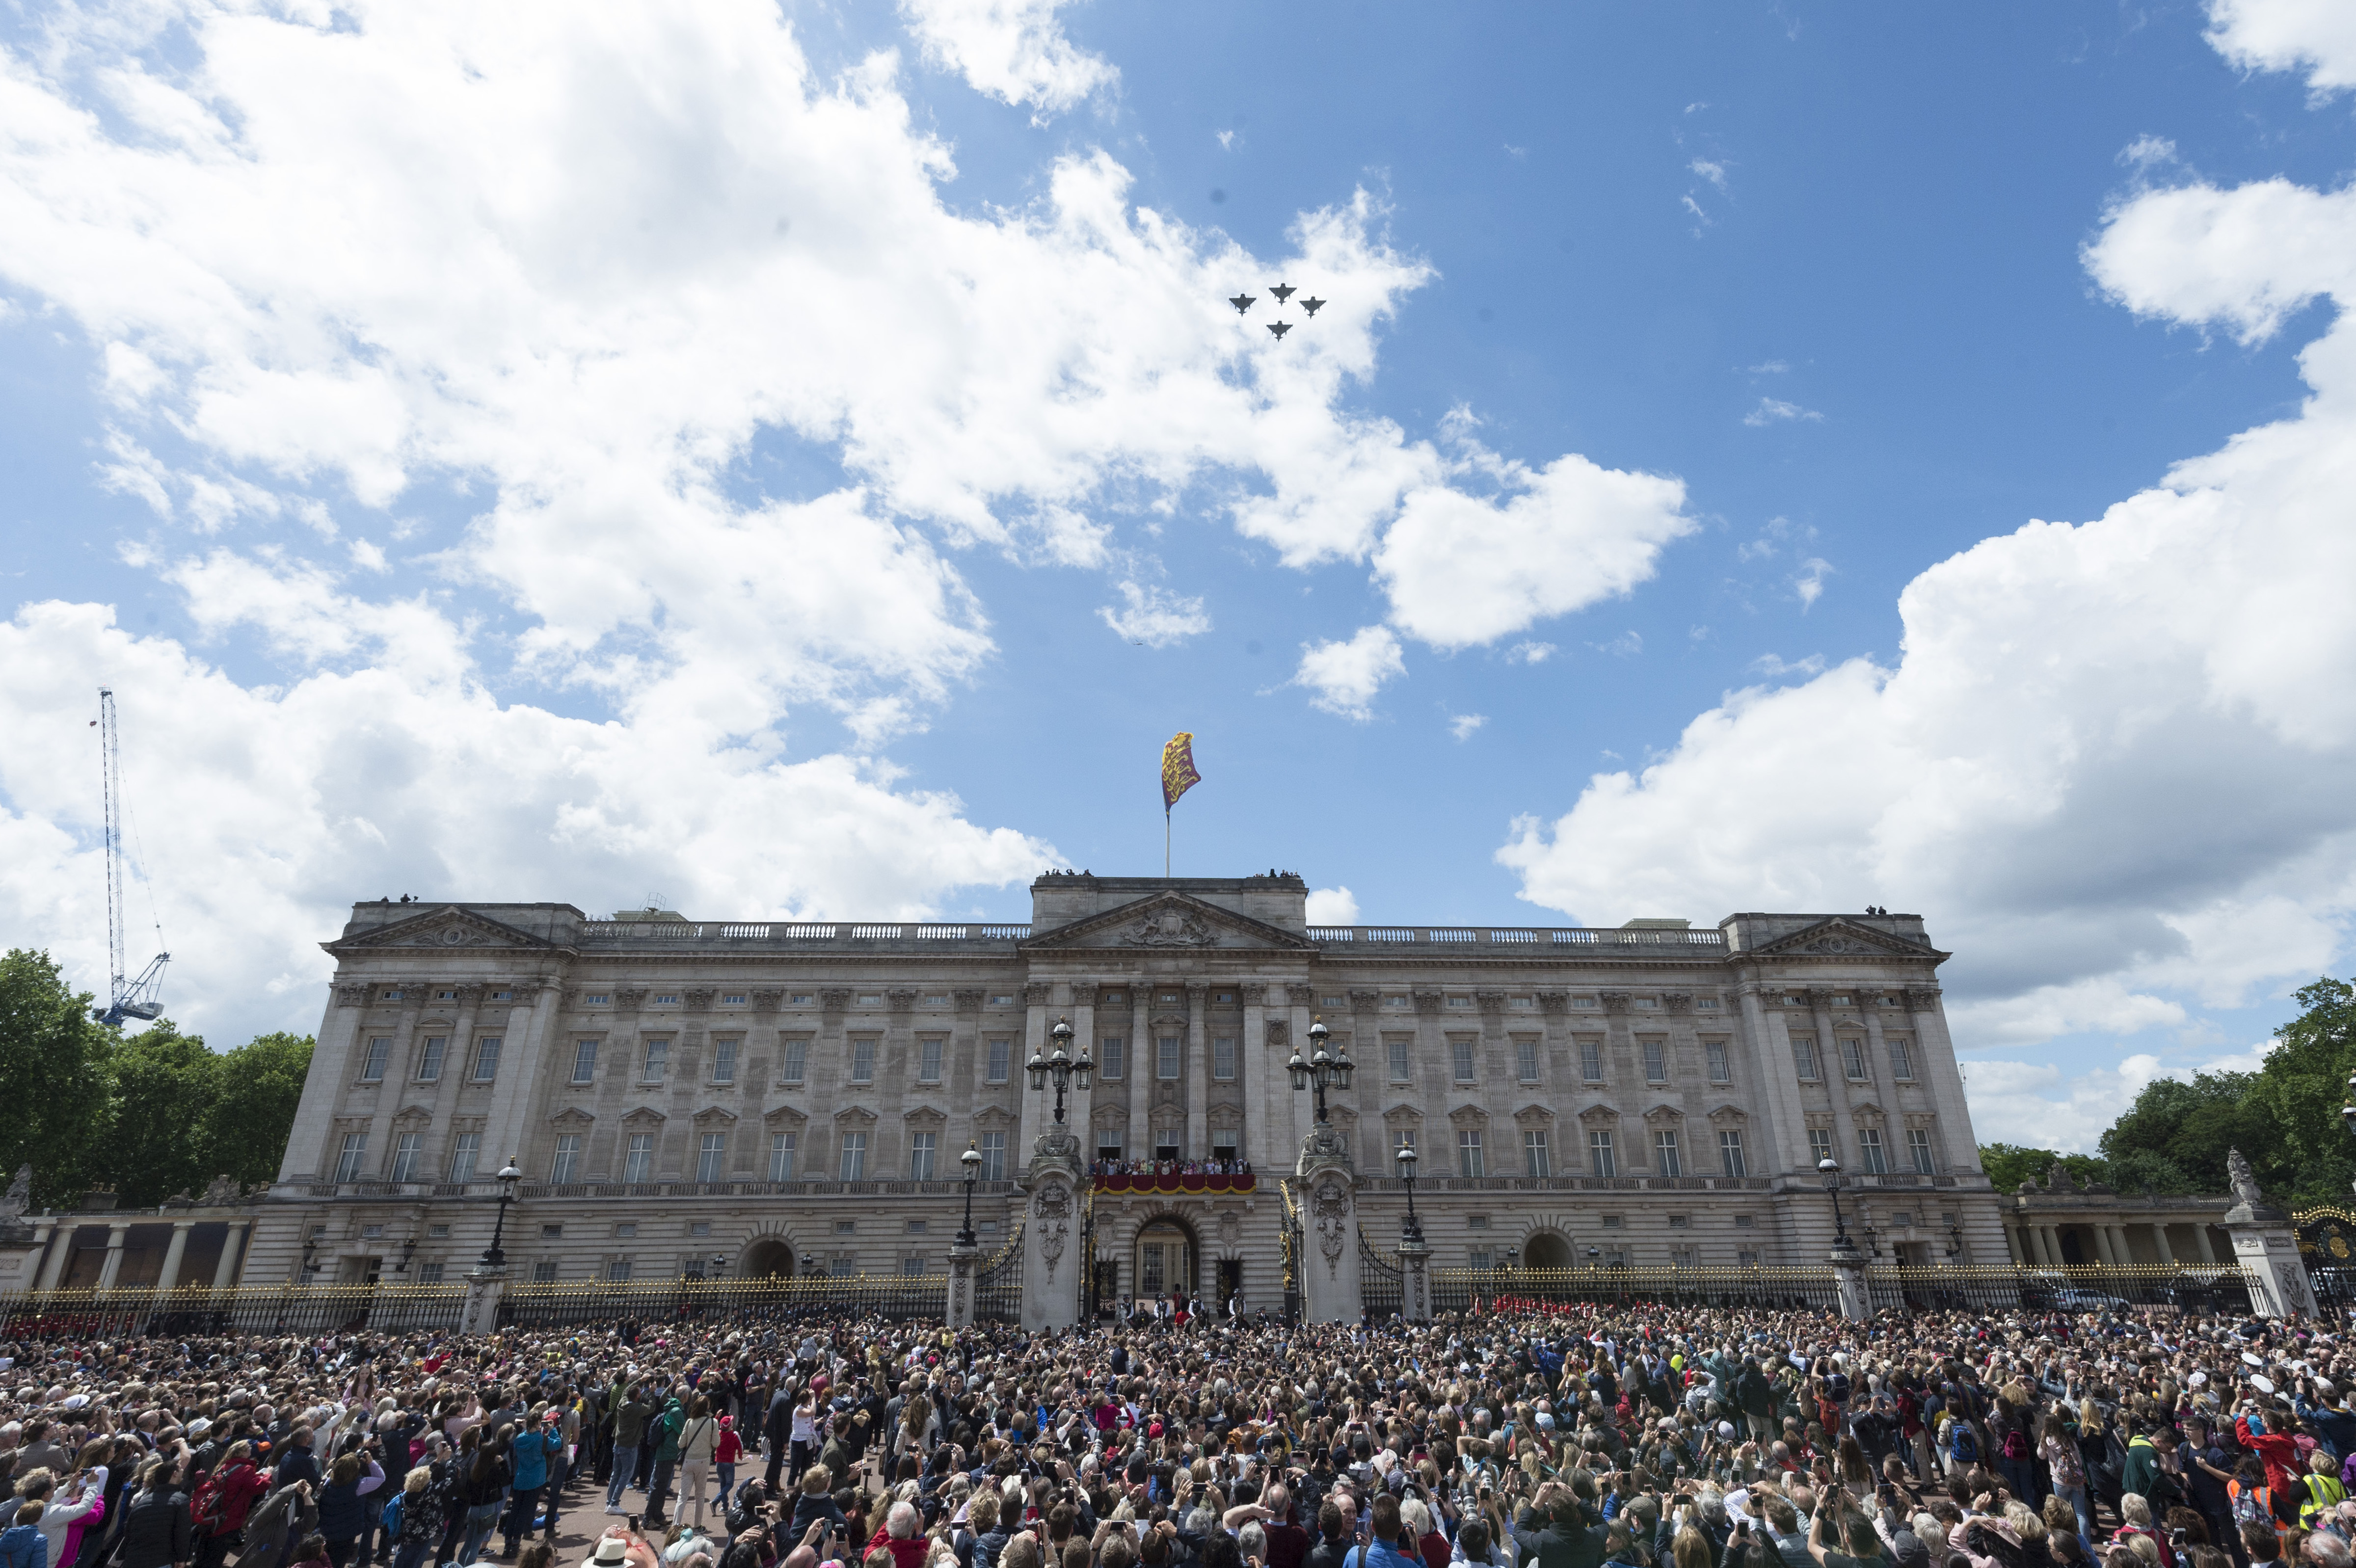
1523, 1231, 1573, 1271
741, 1238, 794, 1278
1133, 1216, 1198, 1304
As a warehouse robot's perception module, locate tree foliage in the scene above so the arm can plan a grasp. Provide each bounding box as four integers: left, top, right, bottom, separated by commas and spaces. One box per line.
0, 948, 314, 1209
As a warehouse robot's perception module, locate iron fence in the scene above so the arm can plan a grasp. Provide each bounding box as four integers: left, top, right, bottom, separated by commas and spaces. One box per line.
1360, 1227, 1403, 1319
974, 1222, 1023, 1323
494, 1273, 949, 1327
1430, 1267, 1843, 1314
0, 1282, 466, 1337
1419, 1264, 2261, 1317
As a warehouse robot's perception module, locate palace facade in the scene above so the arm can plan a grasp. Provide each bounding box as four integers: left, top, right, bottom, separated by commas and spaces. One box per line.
240, 875, 2007, 1308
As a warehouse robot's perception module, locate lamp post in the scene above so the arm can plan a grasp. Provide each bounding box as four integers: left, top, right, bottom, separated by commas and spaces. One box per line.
958, 1141, 983, 1247
1287, 1017, 1356, 1126
1026, 1017, 1095, 1129
1820, 1156, 1860, 1260
481, 1156, 523, 1267
1395, 1142, 1422, 1243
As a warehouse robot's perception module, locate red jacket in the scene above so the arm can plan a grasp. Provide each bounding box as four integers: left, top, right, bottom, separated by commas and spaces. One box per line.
203, 1461, 271, 1536
868, 1526, 927, 1568
2240, 1416, 2304, 1500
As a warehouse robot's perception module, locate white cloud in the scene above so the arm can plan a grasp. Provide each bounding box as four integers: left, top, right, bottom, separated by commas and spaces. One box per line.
1305, 885, 1359, 926
899, 0, 1118, 119
1792, 557, 1831, 609
1690, 159, 1728, 192
2207, 0, 2356, 95
2118, 134, 2178, 171
1748, 652, 1825, 679
1293, 625, 1405, 720
1956, 1056, 2170, 1154
1592, 631, 1642, 659
1747, 359, 1790, 374
1681, 194, 1712, 232
1448, 713, 1487, 741
1509, 640, 1557, 664
1743, 397, 1823, 426
1097, 580, 1210, 646
1216, 129, 1237, 151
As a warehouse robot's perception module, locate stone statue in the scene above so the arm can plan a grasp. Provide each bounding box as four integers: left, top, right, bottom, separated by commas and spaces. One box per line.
2046, 1161, 2076, 1193
1299, 1122, 1349, 1166
2227, 1146, 2266, 1207
0, 1166, 28, 1221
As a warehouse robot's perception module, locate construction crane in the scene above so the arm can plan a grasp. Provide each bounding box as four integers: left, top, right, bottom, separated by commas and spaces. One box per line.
94, 687, 169, 1027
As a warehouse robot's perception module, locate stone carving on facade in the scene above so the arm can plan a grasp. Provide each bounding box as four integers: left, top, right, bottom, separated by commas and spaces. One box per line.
336, 983, 372, 1007
1119, 908, 1215, 947
750, 990, 782, 1013
1218, 1211, 1242, 1243
2046, 1161, 2076, 1193
199, 1173, 242, 1207
1662, 992, 1693, 1014
615, 988, 649, 1011
1032, 1123, 1081, 1166
889, 989, 917, 1013
1290, 986, 1318, 1008
1023, 982, 1054, 1006
1240, 983, 1267, 1007
1034, 1185, 1071, 1281
1412, 990, 1442, 1015
1800, 936, 1877, 954
1312, 1177, 1350, 1277
1266, 1019, 1288, 1048
1475, 991, 1505, 1015
951, 1271, 968, 1320
1903, 988, 1940, 1010
684, 990, 714, 1012
953, 988, 986, 1011
0, 1166, 28, 1221
1600, 992, 1631, 1015
1349, 990, 1381, 1012
2228, 1147, 2265, 1207
1537, 991, 1570, 1016
818, 988, 852, 1011
1300, 1121, 1350, 1166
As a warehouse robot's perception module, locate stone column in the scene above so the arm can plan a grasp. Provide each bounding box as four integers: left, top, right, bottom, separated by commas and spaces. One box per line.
1184, 983, 1208, 1159
2036, 1224, 2063, 1267
1064, 982, 1097, 1153
1807, 992, 1862, 1176
1019, 1144, 1082, 1331
1240, 984, 1268, 1170
2150, 1223, 2175, 1266
2223, 1187, 2312, 1319
213, 1220, 251, 1289
2090, 1226, 2116, 1267
1398, 1229, 1431, 1323
2192, 1224, 2218, 1267
946, 1234, 978, 1330
36, 1225, 76, 1291
1905, 988, 1974, 1170
1127, 989, 1151, 1164
1831, 1239, 1872, 1322
2110, 1225, 2137, 1266
460, 1263, 508, 1334
2004, 1226, 2025, 1264
97, 1222, 131, 1289
1015, 983, 1051, 1167
278, 982, 376, 1181
481, 983, 558, 1170
1297, 1139, 1361, 1323
156, 1221, 195, 1293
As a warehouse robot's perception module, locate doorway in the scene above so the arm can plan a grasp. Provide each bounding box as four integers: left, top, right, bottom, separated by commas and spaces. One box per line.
1218, 1258, 1242, 1307
742, 1239, 795, 1278
1134, 1218, 1196, 1300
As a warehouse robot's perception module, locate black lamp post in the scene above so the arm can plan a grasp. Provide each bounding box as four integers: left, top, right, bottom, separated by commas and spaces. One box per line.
1287, 1017, 1355, 1125
480, 1156, 523, 1267
958, 1141, 983, 1247
1026, 1017, 1095, 1127
1395, 1142, 1423, 1242
1820, 1156, 1860, 1259
1584, 1245, 1600, 1274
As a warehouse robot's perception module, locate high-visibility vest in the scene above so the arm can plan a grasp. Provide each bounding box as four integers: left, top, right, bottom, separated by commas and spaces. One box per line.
2302, 1472, 2347, 1525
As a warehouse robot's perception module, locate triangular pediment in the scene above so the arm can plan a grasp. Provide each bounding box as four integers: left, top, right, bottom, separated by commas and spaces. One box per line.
326, 905, 560, 955
1748, 917, 1942, 961
1020, 892, 1313, 952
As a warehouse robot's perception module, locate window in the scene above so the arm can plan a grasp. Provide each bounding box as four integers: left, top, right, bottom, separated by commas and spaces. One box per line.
1705, 1040, 1730, 1082
1387, 995, 1411, 1010
1842, 1037, 1868, 1079
1509, 995, 1535, 1010
1523, 1129, 1551, 1177
654, 994, 680, 1006
1456, 1128, 1483, 1178
551, 1134, 580, 1184
583, 993, 610, 1006
1388, 1037, 1412, 1082
791, 992, 815, 1005
615, 1222, 636, 1237
448, 1132, 481, 1184
768, 1132, 797, 1181
900, 1255, 929, 1277
428, 1223, 449, 1238
1321, 994, 1344, 1006
922, 994, 949, 1008
1889, 1036, 1915, 1081
1572, 996, 1598, 1009
1601, 1214, 1623, 1228
608, 1259, 633, 1281
978, 1131, 1006, 1182
360, 1037, 390, 1081
417, 1036, 446, 1081
1469, 1247, 1495, 1271
333, 1133, 368, 1182
1718, 1129, 1746, 1177
1451, 1040, 1476, 1083
722, 993, 746, 1006
1588, 1130, 1615, 1178
1859, 1126, 1888, 1175
918, 1037, 943, 1084
1159, 992, 1180, 1005
1211, 1132, 1238, 1166
1654, 1129, 1682, 1177
1642, 1040, 1667, 1082
850, 1038, 876, 1083
641, 1038, 669, 1082
857, 993, 882, 1006
539, 1223, 563, 1239
437, 990, 457, 1001
570, 1039, 598, 1083
1580, 1039, 1604, 1081
532, 1261, 558, 1283
1154, 1127, 1181, 1161
828, 1252, 855, 1276
1793, 1036, 1820, 1081
417, 1263, 444, 1282
1696, 997, 1720, 1011
1156, 1037, 1180, 1079
1213, 1037, 1236, 1080
839, 1131, 867, 1180
712, 1038, 739, 1084
470, 1037, 502, 1080
1467, 1213, 1489, 1229
624, 1133, 653, 1184
1908, 1127, 1935, 1174
1099, 1036, 1124, 1079
696, 1131, 726, 1182
1667, 1214, 1689, 1228
1671, 1246, 1698, 1269
1516, 1039, 1540, 1083
986, 1039, 1011, 1084
390, 1132, 421, 1183
380, 988, 402, 1001
1097, 1127, 1124, 1164
781, 1038, 808, 1084
1808, 1127, 1834, 1165
1634, 997, 1659, 1010
1735, 1213, 1754, 1229
909, 1131, 937, 1181
833, 1219, 856, 1234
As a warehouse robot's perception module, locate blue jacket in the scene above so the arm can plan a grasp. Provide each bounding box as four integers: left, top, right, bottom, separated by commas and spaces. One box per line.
1, 1523, 49, 1568
510, 1430, 562, 1491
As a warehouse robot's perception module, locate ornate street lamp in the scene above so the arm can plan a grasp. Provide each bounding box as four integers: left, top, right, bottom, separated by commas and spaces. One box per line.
1395, 1142, 1422, 1242
1026, 1017, 1094, 1126
958, 1141, 983, 1247
1820, 1156, 1861, 1261
480, 1156, 523, 1267
1287, 1017, 1355, 1124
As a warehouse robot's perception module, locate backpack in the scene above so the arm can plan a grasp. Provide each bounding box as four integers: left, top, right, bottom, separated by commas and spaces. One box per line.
381, 1490, 406, 1538
1949, 1422, 1981, 1464
2002, 1428, 2030, 1462
191, 1471, 236, 1538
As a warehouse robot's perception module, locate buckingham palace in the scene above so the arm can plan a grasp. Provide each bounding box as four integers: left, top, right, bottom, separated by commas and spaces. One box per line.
241, 873, 2006, 1310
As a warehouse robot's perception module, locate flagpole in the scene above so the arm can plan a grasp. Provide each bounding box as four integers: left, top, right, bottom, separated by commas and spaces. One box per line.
1165, 808, 1171, 881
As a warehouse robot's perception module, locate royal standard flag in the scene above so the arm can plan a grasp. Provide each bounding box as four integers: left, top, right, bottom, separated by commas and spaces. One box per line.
1160, 732, 1203, 811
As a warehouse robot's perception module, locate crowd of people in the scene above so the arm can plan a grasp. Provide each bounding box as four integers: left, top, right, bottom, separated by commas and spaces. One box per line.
3, 1296, 2354, 1568
1084, 1162, 1254, 1180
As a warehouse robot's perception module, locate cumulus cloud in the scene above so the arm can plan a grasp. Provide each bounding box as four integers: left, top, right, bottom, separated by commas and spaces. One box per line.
899, 0, 1119, 118
1098, 580, 1210, 646
1305, 885, 1360, 926
2207, 0, 2356, 95
1293, 626, 1405, 720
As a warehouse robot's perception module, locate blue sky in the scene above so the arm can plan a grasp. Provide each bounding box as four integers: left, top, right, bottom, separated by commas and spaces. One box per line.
2, 0, 2352, 1152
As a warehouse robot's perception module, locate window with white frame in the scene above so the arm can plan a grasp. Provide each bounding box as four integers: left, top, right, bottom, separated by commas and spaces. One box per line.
768, 1132, 796, 1182
334, 1132, 368, 1182
1705, 1040, 1731, 1082
1588, 1129, 1616, 1178
987, 1039, 1011, 1084
1642, 1040, 1667, 1082
1859, 1126, 1888, 1174
360, 1037, 390, 1081
470, 1036, 501, 1081
1457, 1128, 1484, 1177
1156, 1037, 1180, 1079
1516, 1038, 1540, 1083
1523, 1129, 1551, 1177
721, 993, 746, 1006
390, 1132, 421, 1183
448, 1132, 481, 1184
711, 1038, 739, 1084
571, 1039, 598, 1083
1388, 1037, 1412, 1082
696, 1131, 726, 1182
918, 1037, 943, 1084
909, 1131, 937, 1181
532, 1260, 558, 1282
1097, 1125, 1124, 1164
1842, 1037, 1869, 1080
417, 1036, 446, 1082
608, 1258, 633, 1281
551, 1134, 580, 1184
1580, 1039, 1605, 1082
418, 1262, 445, 1282
1099, 1036, 1124, 1079
780, 1038, 808, 1084
640, 1038, 669, 1083
1654, 1129, 1682, 1177
1213, 1036, 1236, 1080
583, 993, 609, 1006
624, 1132, 653, 1184
850, 1038, 877, 1083
1807, 1127, 1834, 1165
654, 993, 680, 1006
1719, 1129, 1746, 1177
1469, 1247, 1495, 1271
1793, 1036, 1820, 1081
1451, 1039, 1477, 1083
839, 1131, 867, 1180
1907, 1127, 1935, 1173
978, 1131, 1006, 1182
1889, 1036, 1915, 1081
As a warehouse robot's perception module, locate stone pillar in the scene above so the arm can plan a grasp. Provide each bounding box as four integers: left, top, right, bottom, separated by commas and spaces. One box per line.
2090, 1225, 2116, 1267
1398, 1230, 1431, 1323
1831, 1239, 1872, 1322
1127, 989, 1151, 1167
278, 982, 376, 1181
459, 1263, 508, 1334
1240, 984, 1268, 1170
1065, 981, 1097, 1152
1296, 1124, 1360, 1323
2110, 1225, 2136, 1266
36, 1225, 76, 1291
97, 1222, 131, 1289
2037, 1225, 2063, 1268
1184, 983, 1208, 1159
2193, 1224, 2218, 1267
946, 1236, 978, 1329
1808, 992, 1862, 1175
1019, 1139, 1082, 1331
1905, 987, 1974, 1170
213, 1220, 251, 1289
2151, 1223, 2175, 1266
2004, 1226, 2025, 1265
156, 1221, 195, 1293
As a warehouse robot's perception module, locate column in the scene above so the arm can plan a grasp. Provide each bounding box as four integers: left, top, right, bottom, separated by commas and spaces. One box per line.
2109, 1224, 2136, 1266
1064, 981, 1096, 1155
277, 983, 375, 1181
2037, 1224, 2063, 1267
946, 1233, 978, 1329
1127, 989, 1150, 1166
156, 1221, 195, 1292
1808, 993, 1863, 1178
2004, 1226, 2025, 1264
2089, 1225, 2116, 1267
2150, 1223, 2175, 1266
1398, 1230, 1431, 1322
1736, 986, 1810, 1175
1296, 1154, 1361, 1323
213, 1220, 251, 1289
1014, 982, 1050, 1168
1240, 983, 1268, 1171
96, 1222, 131, 1289
36, 1225, 76, 1291
1184, 983, 1208, 1159
2192, 1224, 2218, 1267
1905, 988, 1975, 1169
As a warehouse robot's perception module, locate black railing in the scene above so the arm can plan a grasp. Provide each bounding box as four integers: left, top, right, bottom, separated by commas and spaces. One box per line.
1360, 1227, 1403, 1320
974, 1222, 1024, 1323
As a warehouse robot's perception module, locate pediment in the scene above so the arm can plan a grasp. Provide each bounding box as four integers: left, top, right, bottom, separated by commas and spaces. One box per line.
834, 1105, 878, 1126
1020, 892, 1314, 953
326, 905, 561, 955
1749, 917, 1943, 961
547, 1107, 594, 1126
691, 1105, 738, 1125
620, 1106, 666, 1126
761, 1104, 808, 1128
1642, 1103, 1685, 1123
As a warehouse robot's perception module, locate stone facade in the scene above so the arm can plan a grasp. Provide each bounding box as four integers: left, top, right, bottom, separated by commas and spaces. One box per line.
243, 876, 2006, 1309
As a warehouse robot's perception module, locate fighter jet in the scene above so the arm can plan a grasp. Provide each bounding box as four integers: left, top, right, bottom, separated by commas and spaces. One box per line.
1301, 297, 1326, 317
1270, 284, 1296, 304
1267, 321, 1292, 341
1229, 293, 1256, 314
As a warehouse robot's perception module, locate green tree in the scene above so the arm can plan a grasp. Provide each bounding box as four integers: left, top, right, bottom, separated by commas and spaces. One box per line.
192, 1031, 313, 1194
105, 1020, 223, 1206
2097, 1071, 2273, 1196
1978, 1143, 2108, 1192
0, 950, 117, 1206
2245, 977, 2356, 1205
